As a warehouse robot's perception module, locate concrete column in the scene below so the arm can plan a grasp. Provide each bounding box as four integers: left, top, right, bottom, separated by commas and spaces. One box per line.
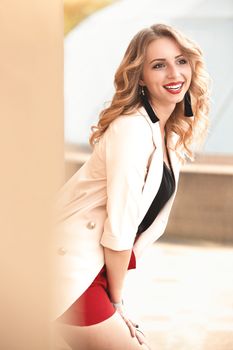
0, 1, 63, 349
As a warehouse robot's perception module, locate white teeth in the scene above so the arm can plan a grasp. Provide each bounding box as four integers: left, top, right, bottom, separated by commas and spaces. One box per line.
164, 83, 182, 90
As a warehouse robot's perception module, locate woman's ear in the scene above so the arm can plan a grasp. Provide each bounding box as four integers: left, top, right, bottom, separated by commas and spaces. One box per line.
139, 80, 145, 86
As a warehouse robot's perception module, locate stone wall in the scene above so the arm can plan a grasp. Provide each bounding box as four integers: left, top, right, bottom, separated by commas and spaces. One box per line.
165, 170, 233, 243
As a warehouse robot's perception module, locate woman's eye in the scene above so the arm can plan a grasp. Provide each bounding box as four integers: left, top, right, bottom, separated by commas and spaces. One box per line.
178, 58, 188, 65
152, 63, 165, 69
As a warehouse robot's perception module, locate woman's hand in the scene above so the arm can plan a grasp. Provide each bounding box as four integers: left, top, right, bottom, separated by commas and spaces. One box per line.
113, 302, 138, 337
113, 302, 151, 349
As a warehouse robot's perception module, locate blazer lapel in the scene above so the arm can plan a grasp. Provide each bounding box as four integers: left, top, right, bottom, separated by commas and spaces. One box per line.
167, 133, 181, 185
137, 107, 180, 223
137, 108, 163, 222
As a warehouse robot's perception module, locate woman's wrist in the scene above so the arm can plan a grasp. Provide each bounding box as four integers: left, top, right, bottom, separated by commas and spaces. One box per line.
109, 287, 123, 305
111, 299, 124, 308
104, 247, 131, 306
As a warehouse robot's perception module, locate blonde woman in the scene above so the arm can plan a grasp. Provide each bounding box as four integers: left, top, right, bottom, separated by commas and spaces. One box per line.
53, 23, 210, 349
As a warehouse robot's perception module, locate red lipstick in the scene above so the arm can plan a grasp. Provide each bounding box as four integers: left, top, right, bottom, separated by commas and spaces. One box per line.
163, 81, 184, 95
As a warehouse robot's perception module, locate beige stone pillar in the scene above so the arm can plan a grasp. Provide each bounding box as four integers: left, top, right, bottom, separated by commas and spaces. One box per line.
0, 1, 63, 349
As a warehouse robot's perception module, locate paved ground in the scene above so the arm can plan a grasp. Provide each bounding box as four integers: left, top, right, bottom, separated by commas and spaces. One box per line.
124, 239, 233, 350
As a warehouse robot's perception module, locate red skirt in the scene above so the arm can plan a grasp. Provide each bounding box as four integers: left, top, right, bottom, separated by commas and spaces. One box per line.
56, 250, 136, 326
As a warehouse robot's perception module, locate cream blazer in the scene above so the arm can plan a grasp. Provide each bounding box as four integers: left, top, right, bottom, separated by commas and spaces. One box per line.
52, 107, 182, 320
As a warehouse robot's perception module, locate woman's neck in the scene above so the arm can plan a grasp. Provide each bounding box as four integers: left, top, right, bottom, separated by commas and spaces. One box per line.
151, 100, 176, 129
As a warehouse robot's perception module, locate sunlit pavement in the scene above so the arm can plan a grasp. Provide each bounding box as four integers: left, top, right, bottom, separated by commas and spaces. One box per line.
125, 239, 233, 350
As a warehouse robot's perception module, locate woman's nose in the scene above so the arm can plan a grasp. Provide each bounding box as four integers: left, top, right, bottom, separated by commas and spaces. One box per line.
167, 64, 180, 79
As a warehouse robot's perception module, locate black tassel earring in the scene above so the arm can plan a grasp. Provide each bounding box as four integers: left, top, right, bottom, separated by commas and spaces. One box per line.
140, 86, 159, 123
184, 90, 193, 117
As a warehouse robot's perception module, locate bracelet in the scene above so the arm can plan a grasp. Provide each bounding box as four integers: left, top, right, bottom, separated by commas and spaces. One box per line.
112, 299, 124, 308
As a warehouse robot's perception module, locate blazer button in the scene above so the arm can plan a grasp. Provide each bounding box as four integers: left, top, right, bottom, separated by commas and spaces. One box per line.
57, 247, 67, 256
87, 221, 96, 229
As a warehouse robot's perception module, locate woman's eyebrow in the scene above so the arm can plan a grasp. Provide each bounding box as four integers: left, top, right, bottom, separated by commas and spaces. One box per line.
149, 54, 183, 64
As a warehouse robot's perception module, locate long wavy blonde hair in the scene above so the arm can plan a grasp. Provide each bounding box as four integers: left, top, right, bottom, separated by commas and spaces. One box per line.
89, 23, 210, 161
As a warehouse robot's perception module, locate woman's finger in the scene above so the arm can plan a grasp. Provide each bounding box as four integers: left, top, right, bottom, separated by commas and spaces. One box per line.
116, 308, 141, 339
135, 329, 144, 345
122, 315, 151, 348
129, 319, 139, 328
135, 329, 151, 349
121, 315, 137, 337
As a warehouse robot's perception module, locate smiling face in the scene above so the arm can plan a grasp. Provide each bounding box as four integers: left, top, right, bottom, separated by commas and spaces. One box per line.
140, 37, 192, 110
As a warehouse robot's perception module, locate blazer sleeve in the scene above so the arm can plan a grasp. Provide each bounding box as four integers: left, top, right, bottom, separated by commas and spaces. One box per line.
100, 115, 155, 251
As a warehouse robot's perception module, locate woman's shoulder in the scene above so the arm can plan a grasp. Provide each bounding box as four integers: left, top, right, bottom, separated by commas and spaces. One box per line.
109, 108, 152, 134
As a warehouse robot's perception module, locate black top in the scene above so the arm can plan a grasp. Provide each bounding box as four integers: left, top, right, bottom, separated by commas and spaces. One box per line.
136, 96, 176, 236
136, 160, 175, 236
